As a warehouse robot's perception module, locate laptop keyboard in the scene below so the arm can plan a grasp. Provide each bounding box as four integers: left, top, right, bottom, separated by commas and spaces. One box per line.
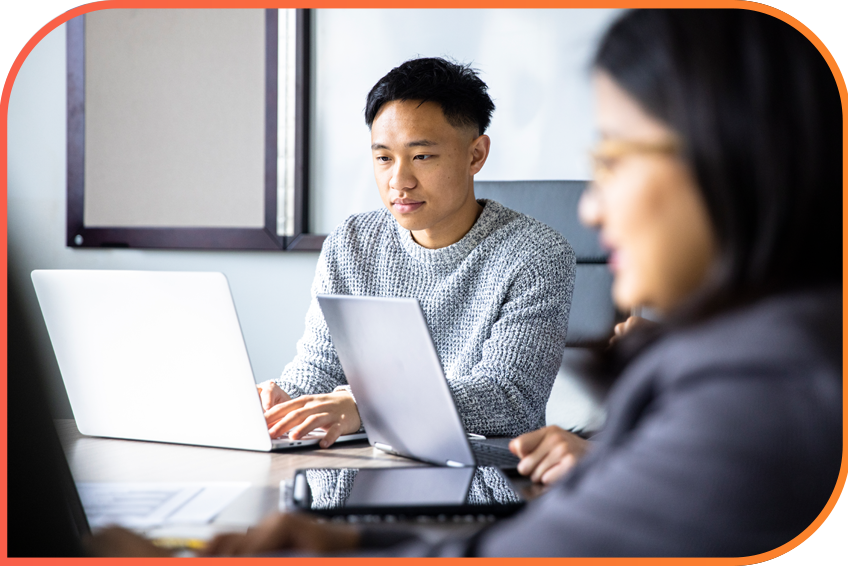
469, 441, 520, 469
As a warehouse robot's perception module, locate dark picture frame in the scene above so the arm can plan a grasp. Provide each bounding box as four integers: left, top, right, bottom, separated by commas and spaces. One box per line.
66, 9, 322, 251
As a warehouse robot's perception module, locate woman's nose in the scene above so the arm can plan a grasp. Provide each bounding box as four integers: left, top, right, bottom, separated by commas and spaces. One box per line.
578, 183, 603, 227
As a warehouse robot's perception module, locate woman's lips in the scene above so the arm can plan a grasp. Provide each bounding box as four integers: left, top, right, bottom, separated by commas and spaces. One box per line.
600, 237, 619, 272
607, 250, 619, 272
392, 200, 424, 214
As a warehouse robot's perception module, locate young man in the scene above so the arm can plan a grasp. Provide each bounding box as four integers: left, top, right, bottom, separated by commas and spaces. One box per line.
258, 57, 575, 447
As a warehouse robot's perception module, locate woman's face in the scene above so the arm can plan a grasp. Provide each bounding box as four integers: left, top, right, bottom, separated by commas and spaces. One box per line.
580, 71, 718, 315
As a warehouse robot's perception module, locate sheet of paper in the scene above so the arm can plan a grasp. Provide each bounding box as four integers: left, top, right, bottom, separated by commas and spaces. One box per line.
77, 482, 250, 529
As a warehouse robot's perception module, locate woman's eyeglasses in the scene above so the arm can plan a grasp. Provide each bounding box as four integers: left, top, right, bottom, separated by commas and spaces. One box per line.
589, 138, 679, 183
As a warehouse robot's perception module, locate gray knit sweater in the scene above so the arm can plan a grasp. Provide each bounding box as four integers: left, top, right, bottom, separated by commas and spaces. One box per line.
276, 199, 575, 436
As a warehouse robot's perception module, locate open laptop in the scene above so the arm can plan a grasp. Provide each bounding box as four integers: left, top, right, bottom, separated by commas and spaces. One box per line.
316, 295, 520, 469
31, 270, 366, 452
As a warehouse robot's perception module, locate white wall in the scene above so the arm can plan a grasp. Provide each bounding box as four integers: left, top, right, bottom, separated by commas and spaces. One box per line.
8, 12, 604, 427
7, 23, 319, 417
310, 9, 620, 233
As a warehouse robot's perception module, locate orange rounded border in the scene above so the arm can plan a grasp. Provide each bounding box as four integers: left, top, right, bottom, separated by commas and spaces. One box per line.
1, 1, 844, 565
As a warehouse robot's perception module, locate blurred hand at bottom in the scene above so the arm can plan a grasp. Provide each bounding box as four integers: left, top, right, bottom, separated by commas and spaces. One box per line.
202, 513, 360, 556
85, 527, 173, 557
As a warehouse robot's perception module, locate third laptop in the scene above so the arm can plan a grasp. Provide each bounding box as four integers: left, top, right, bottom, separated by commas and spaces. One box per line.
317, 294, 520, 470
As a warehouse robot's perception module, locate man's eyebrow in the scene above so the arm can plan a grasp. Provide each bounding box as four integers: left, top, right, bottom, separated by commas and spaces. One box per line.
371, 140, 438, 150
407, 139, 437, 148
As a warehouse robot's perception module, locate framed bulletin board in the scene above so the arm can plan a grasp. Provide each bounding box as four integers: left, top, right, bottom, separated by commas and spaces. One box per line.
66, 8, 319, 250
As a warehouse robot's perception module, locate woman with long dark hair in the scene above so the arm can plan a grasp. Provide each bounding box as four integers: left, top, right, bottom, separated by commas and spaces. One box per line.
91, 9, 842, 557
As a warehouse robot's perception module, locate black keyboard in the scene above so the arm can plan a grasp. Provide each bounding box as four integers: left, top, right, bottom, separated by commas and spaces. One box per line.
470, 440, 520, 469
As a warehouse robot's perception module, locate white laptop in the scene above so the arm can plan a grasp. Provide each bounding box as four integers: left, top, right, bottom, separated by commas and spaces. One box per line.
316, 295, 520, 469
31, 270, 366, 452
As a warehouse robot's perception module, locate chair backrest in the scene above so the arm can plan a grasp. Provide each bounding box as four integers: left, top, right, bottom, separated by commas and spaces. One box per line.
475, 180, 617, 347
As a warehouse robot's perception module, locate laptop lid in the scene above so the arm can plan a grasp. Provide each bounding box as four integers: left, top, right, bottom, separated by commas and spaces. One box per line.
32, 270, 274, 451
316, 295, 476, 466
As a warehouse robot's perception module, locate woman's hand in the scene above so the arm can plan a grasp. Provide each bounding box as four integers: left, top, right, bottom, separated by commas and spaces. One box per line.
509, 425, 591, 485
609, 315, 655, 345
264, 390, 361, 448
202, 513, 360, 556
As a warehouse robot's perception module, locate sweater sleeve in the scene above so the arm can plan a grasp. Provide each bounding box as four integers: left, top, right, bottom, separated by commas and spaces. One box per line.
274, 236, 347, 398
447, 239, 575, 437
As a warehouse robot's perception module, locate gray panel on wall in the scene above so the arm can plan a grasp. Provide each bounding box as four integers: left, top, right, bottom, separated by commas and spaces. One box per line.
84, 9, 266, 228
475, 180, 606, 262
568, 264, 616, 345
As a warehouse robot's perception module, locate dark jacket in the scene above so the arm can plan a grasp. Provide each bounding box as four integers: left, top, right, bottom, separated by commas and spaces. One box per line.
379, 289, 843, 557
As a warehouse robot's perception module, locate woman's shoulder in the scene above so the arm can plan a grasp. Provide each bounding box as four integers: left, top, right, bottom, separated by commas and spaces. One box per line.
658, 288, 841, 379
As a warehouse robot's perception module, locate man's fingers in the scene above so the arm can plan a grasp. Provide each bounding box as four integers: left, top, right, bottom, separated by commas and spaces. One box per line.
265, 392, 358, 444
290, 412, 332, 440
268, 407, 311, 437
268, 403, 332, 438
264, 396, 312, 428
319, 422, 344, 448
259, 390, 272, 412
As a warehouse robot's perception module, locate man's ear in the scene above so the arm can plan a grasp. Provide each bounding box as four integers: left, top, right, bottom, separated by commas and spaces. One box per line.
469, 134, 491, 176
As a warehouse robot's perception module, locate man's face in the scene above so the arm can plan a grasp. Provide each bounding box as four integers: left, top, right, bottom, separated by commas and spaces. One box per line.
370, 100, 489, 248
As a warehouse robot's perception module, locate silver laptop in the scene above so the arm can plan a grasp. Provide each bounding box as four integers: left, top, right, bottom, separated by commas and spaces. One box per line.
31, 270, 366, 452
316, 295, 519, 469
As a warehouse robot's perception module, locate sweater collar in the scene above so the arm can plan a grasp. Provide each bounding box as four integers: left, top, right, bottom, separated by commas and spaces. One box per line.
394, 199, 506, 265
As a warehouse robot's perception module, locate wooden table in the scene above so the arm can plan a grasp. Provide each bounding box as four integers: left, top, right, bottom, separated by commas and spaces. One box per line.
56, 419, 426, 537
56, 420, 534, 545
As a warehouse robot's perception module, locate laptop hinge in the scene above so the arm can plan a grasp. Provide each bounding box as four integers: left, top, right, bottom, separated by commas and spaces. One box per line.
374, 442, 395, 454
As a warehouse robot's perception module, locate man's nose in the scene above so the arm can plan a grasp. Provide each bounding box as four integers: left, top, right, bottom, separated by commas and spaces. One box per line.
389, 159, 416, 192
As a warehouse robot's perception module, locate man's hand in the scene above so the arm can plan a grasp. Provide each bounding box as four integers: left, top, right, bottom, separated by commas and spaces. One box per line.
264, 390, 361, 448
257, 380, 291, 411
202, 513, 360, 556
509, 425, 591, 485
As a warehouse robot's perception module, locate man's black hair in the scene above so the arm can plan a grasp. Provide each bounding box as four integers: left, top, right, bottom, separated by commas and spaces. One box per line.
365, 57, 495, 135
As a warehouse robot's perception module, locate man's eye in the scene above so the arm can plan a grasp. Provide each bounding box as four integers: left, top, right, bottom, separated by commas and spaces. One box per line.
375, 156, 391, 163
413, 154, 431, 161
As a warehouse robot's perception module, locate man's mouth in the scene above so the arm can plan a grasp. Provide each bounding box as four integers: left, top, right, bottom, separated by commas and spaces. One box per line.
392, 199, 424, 214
